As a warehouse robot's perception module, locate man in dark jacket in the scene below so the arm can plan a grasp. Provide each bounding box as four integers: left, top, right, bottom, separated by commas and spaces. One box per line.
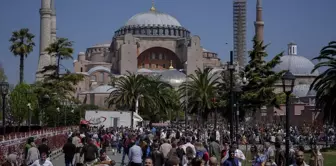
38, 138, 51, 159
63, 137, 76, 166
80, 138, 99, 165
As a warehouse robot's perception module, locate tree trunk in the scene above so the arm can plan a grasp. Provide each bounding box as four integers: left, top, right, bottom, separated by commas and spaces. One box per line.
19, 55, 24, 84
57, 54, 61, 77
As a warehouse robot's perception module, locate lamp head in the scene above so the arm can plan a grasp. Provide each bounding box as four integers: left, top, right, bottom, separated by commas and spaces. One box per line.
27, 103, 32, 109
281, 71, 296, 94
242, 77, 247, 84
56, 107, 60, 112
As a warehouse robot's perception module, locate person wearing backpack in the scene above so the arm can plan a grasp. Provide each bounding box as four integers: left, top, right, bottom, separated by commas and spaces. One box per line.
80, 138, 99, 165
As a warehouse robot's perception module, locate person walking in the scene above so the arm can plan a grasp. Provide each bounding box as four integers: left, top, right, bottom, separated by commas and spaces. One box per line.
38, 138, 51, 160
63, 137, 77, 166
128, 140, 143, 166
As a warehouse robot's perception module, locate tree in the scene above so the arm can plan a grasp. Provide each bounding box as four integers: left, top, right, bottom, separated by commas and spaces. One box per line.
107, 73, 175, 122
44, 38, 73, 77
242, 38, 285, 114
40, 37, 83, 102
178, 68, 219, 124
9, 83, 38, 128
0, 63, 7, 82
310, 41, 336, 124
0, 64, 7, 120
9, 28, 35, 84
35, 37, 84, 126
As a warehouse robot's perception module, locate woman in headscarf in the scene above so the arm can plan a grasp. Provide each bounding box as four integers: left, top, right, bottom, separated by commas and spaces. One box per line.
24, 137, 34, 160
26, 142, 40, 166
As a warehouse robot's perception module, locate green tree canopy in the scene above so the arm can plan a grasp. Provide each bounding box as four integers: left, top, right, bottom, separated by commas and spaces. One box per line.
242, 38, 285, 114
178, 68, 219, 122
9, 83, 38, 127
9, 28, 35, 84
310, 41, 336, 123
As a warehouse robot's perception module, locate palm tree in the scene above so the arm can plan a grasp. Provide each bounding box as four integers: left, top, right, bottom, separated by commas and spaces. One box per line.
45, 38, 74, 78
142, 77, 173, 121
108, 73, 176, 124
178, 68, 220, 125
107, 72, 148, 127
9, 28, 35, 84
310, 41, 336, 124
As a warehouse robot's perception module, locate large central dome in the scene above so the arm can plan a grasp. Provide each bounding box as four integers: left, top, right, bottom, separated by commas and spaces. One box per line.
125, 10, 182, 27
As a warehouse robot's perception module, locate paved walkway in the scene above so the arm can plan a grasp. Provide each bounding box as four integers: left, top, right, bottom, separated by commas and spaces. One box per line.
52, 150, 128, 166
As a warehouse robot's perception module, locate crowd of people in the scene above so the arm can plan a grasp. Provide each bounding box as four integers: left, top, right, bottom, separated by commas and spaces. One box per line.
1, 123, 330, 166
61, 125, 326, 166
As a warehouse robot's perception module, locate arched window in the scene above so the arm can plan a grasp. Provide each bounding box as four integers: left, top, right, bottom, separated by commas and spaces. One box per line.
80, 67, 83, 72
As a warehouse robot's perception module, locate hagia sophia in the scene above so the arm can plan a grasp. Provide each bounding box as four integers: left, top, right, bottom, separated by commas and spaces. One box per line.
36, 0, 321, 125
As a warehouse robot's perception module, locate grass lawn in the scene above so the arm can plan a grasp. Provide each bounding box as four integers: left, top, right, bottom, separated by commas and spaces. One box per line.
239, 150, 336, 166
316, 151, 336, 166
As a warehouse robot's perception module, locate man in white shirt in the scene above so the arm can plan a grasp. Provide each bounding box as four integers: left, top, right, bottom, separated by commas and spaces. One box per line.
31, 152, 53, 166
232, 144, 245, 166
183, 137, 196, 155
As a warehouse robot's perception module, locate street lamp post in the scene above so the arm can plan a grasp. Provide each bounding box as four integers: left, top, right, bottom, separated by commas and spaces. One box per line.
56, 107, 60, 127
233, 85, 242, 146
27, 103, 32, 132
228, 51, 235, 143
41, 94, 50, 127
212, 97, 217, 131
0, 82, 9, 135
282, 71, 296, 166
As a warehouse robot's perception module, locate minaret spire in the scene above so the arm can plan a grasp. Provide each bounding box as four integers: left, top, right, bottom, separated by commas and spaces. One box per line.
36, 0, 52, 81
254, 0, 264, 43
150, 0, 156, 11
50, 0, 57, 65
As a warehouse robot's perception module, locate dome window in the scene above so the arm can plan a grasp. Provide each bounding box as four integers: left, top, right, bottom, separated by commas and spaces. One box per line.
151, 52, 156, 59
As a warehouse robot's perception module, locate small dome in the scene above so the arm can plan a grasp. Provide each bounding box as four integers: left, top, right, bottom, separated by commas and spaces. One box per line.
91, 85, 115, 94
292, 84, 310, 98
125, 10, 181, 27
160, 69, 186, 87
87, 66, 111, 75
137, 68, 153, 73
273, 55, 319, 76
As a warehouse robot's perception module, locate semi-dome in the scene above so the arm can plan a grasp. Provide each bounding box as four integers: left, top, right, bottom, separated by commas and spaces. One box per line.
125, 10, 181, 27
273, 43, 319, 76
87, 66, 111, 75
160, 69, 186, 87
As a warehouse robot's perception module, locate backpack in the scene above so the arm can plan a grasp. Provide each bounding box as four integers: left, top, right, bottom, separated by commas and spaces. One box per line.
196, 150, 204, 159
186, 147, 194, 160
176, 148, 185, 162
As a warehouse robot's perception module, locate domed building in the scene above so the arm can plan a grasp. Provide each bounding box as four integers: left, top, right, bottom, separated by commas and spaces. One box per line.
73, 5, 221, 108
260, 43, 321, 126
273, 42, 318, 96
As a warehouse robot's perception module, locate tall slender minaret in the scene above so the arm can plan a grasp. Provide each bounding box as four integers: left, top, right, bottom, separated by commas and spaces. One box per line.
254, 0, 264, 43
50, 0, 57, 65
36, 0, 53, 80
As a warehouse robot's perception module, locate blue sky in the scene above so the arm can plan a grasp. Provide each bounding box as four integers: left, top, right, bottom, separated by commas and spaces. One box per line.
0, 0, 335, 84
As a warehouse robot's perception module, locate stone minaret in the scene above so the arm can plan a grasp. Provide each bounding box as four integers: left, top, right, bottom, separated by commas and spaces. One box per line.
50, 0, 57, 65
36, 0, 56, 81
254, 0, 264, 43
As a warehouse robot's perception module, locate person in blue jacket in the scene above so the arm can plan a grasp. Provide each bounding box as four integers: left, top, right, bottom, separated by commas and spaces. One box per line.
223, 148, 239, 166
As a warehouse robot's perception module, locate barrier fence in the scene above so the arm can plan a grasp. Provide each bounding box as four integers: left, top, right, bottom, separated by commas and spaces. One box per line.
0, 126, 78, 165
